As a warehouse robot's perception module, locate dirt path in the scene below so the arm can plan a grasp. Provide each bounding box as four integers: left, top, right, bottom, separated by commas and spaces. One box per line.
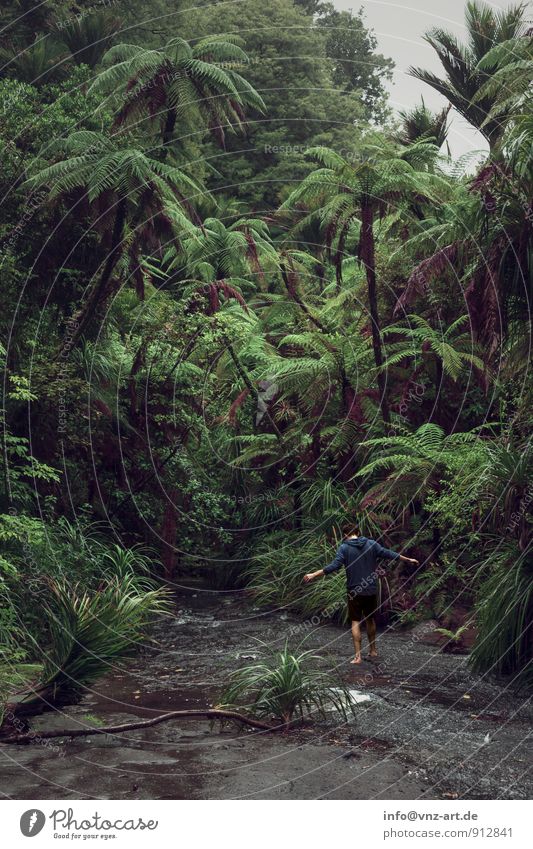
1, 590, 531, 800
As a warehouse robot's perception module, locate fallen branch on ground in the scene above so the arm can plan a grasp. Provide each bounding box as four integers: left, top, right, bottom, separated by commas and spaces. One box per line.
0, 709, 274, 744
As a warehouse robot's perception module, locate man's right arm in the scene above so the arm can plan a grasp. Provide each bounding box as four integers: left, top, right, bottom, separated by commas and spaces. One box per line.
304, 544, 345, 583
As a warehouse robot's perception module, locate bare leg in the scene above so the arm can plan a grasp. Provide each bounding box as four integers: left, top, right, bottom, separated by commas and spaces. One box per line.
366, 616, 378, 657
350, 620, 362, 664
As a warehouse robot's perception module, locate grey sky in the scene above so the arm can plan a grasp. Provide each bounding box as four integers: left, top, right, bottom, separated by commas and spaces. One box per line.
334, 0, 525, 158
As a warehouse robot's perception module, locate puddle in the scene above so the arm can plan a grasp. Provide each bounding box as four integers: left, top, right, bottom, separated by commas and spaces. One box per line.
328, 688, 377, 707
82, 679, 216, 718
347, 689, 374, 705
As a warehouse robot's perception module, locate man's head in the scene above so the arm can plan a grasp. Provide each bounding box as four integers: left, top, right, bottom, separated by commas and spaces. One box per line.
341, 522, 359, 538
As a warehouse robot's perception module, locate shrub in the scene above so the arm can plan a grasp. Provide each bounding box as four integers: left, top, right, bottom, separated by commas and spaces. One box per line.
219, 640, 356, 729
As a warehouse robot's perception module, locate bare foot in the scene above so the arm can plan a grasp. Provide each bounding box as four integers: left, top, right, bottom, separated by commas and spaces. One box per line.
369, 651, 378, 658
350, 654, 362, 664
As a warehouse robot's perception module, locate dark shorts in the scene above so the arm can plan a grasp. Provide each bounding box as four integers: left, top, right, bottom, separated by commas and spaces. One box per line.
347, 592, 378, 622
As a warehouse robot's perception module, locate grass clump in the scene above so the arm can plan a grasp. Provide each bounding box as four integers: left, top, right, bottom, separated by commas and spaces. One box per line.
219, 640, 356, 729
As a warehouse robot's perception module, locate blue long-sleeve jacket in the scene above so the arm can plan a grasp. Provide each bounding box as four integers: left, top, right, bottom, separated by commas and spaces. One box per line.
323, 536, 400, 596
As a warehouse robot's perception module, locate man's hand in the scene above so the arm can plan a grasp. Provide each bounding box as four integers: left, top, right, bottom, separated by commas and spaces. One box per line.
303, 570, 323, 583
400, 554, 419, 566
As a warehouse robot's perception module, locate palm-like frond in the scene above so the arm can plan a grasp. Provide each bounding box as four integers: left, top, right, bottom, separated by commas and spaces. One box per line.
89, 34, 265, 147
355, 423, 448, 485
25, 131, 203, 207
54, 10, 121, 68
474, 35, 533, 122
282, 142, 448, 279
3, 38, 67, 84
383, 313, 486, 381
409, 1, 528, 146
395, 98, 451, 150
470, 543, 533, 687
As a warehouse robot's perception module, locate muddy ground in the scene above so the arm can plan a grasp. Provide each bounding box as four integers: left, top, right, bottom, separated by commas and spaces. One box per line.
1, 590, 531, 800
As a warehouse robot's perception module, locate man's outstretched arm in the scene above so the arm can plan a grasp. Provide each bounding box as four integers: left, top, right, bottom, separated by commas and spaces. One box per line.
374, 542, 418, 565
303, 544, 345, 583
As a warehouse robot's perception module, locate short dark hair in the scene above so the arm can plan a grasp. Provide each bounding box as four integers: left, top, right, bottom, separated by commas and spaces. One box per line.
341, 521, 358, 537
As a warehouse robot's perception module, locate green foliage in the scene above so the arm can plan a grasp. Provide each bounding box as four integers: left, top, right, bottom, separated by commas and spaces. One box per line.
246, 531, 346, 617
435, 623, 472, 647
19, 574, 170, 706
181, 0, 380, 206
245, 515, 385, 622
382, 314, 485, 382
26, 130, 202, 204
90, 33, 265, 153
470, 544, 533, 689
54, 10, 121, 68
316, 4, 394, 121
395, 99, 451, 151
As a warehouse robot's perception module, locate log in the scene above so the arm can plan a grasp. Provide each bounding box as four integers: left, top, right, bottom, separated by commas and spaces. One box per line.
0, 709, 274, 744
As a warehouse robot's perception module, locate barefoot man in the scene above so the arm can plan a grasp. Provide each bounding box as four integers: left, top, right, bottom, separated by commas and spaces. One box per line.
303, 525, 418, 664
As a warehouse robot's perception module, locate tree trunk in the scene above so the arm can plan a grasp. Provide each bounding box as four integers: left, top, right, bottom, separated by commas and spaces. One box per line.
360, 203, 390, 424
161, 487, 179, 581
280, 259, 330, 335
60, 197, 127, 355
162, 108, 177, 158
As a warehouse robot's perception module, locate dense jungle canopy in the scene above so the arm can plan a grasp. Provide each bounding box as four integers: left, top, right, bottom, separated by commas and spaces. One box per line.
0, 0, 531, 720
